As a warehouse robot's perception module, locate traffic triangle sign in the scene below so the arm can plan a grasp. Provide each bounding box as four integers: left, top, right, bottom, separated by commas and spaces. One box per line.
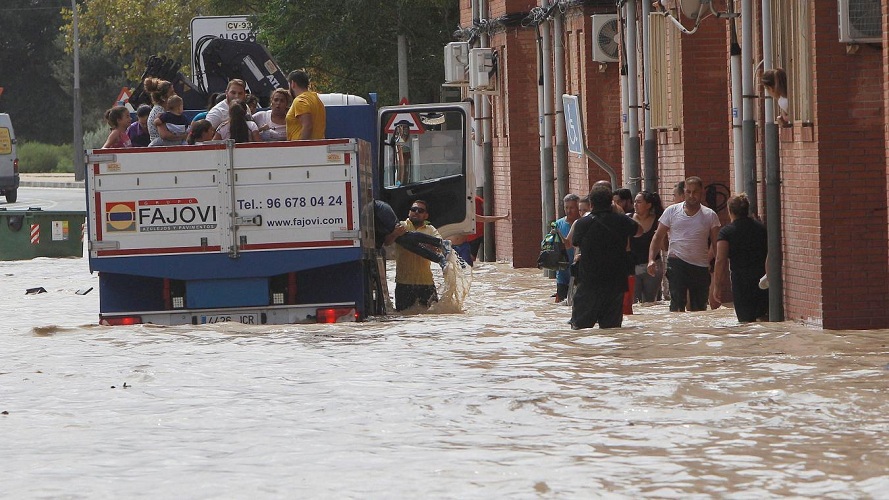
384, 111, 425, 135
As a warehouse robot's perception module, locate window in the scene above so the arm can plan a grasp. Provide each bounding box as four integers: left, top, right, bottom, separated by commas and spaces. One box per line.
649, 13, 683, 129
770, 0, 813, 124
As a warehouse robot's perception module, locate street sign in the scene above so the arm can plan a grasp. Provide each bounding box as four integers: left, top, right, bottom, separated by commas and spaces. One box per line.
115, 87, 133, 112
383, 112, 425, 135
562, 94, 585, 155
190, 16, 255, 89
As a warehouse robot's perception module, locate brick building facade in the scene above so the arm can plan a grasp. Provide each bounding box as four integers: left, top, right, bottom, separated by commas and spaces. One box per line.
459, 1, 889, 329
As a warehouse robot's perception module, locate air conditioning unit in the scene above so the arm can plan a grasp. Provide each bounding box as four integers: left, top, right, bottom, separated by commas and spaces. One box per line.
469, 47, 495, 90
444, 42, 469, 83
838, 0, 881, 43
591, 15, 620, 63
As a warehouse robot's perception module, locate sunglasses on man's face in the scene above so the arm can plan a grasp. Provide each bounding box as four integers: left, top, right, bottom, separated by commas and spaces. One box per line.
409, 207, 426, 214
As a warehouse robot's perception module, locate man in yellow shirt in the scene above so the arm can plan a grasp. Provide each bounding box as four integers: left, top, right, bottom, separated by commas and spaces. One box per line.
388, 200, 448, 311
286, 70, 326, 140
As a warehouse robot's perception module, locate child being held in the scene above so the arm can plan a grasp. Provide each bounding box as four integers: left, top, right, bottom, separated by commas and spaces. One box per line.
149, 95, 189, 146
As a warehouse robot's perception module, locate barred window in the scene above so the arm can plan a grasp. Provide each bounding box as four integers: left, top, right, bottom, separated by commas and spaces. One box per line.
649, 13, 683, 129
770, 0, 813, 124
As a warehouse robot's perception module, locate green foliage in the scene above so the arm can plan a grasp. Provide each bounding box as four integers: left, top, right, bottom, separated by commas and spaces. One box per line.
0, 0, 73, 144
82, 120, 110, 150
18, 142, 74, 173
256, 0, 458, 105
61, 0, 216, 82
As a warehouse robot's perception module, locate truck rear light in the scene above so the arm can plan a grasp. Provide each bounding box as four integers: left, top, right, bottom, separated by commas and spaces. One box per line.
272, 292, 284, 305
13, 158, 18, 174
101, 316, 143, 326
172, 295, 185, 308
315, 307, 357, 323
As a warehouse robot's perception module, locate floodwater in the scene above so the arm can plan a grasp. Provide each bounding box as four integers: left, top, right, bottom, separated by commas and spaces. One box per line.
2, 252, 888, 498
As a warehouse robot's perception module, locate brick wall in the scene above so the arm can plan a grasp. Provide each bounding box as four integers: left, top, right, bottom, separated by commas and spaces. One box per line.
803, 2, 888, 328
489, 27, 543, 267
461, 1, 889, 329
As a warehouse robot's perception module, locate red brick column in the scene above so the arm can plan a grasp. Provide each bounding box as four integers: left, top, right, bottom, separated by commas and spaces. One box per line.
807, 2, 889, 328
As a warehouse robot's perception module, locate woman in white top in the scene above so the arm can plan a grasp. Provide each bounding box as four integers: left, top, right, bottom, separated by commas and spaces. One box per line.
213, 101, 261, 143
253, 88, 291, 141
762, 68, 789, 127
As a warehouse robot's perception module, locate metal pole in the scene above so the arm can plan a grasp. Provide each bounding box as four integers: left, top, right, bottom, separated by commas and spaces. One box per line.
641, 0, 658, 193
479, 0, 496, 262
553, 7, 568, 212
730, 45, 743, 192
729, 0, 743, 192
761, 0, 784, 321
397, 34, 409, 102
540, 1, 556, 234
624, 0, 641, 194
72, 0, 84, 182
741, 0, 757, 212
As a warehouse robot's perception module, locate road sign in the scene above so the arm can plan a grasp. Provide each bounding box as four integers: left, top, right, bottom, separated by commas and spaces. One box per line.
562, 94, 585, 155
115, 87, 133, 111
383, 112, 425, 135
190, 16, 255, 89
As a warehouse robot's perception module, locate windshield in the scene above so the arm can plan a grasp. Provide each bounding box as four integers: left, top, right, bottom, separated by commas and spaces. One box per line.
380, 108, 467, 188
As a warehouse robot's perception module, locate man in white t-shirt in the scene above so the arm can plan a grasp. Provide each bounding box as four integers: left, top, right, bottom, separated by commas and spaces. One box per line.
647, 176, 720, 312
206, 79, 247, 128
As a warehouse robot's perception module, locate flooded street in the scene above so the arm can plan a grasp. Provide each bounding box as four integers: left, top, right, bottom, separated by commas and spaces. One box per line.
2, 254, 888, 498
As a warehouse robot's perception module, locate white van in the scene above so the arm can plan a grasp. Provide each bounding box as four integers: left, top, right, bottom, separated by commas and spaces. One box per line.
0, 113, 19, 203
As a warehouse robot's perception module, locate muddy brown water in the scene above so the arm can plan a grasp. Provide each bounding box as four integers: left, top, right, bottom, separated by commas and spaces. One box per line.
2, 257, 887, 497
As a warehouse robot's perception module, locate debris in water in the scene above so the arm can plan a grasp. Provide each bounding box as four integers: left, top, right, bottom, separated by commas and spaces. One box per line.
25, 287, 47, 295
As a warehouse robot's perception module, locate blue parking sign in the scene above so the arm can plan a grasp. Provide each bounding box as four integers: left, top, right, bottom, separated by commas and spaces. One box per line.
562, 94, 585, 155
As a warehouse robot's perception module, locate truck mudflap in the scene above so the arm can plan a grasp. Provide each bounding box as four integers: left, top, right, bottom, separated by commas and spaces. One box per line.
100, 302, 359, 326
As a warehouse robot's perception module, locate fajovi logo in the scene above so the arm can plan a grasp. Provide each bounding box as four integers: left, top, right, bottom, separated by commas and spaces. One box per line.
136, 198, 218, 232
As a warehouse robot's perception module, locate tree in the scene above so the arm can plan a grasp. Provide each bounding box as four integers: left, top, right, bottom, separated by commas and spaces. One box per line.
0, 0, 73, 143
256, 0, 458, 105
61, 0, 215, 82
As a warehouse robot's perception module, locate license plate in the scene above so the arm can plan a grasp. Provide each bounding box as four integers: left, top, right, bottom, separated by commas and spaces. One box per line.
200, 313, 260, 325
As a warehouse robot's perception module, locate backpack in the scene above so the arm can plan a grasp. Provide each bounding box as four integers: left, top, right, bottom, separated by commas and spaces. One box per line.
537, 222, 569, 270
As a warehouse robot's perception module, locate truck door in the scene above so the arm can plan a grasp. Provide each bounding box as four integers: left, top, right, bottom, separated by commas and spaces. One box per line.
378, 103, 475, 238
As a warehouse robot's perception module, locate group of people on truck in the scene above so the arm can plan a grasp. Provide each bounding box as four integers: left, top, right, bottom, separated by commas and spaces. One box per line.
101, 70, 326, 149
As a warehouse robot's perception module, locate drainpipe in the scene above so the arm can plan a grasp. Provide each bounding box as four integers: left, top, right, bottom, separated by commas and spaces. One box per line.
624, 0, 641, 194
741, 0, 757, 213
641, 0, 658, 193
761, 0, 783, 321
729, 2, 743, 194
620, 31, 630, 188
539, 1, 556, 234
554, 7, 568, 211
479, 0, 496, 261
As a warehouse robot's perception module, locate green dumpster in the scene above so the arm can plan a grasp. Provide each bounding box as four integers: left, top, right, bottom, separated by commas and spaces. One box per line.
0, 208, 86, 260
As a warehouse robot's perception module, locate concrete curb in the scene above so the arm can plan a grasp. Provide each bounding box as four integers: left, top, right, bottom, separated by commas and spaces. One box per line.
20, 180, 85, 189
18, 174, 85, 189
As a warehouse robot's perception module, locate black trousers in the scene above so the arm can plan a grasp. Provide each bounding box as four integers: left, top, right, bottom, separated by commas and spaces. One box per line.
732, 272, 769, 322
395, 283, 438, 311
666, 257, 710, 312
570, 283, 624, 329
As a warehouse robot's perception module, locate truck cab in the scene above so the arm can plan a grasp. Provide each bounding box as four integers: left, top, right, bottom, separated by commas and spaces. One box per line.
378, 103, 475, 239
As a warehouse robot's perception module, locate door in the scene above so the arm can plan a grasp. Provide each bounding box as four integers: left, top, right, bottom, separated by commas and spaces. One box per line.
378, 103, 475, 238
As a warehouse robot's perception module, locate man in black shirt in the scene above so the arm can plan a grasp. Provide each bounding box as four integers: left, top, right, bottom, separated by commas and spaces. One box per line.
569, 185, 643, 329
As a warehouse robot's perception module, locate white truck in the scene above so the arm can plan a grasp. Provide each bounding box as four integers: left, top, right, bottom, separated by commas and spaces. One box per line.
86, 101, 475, 325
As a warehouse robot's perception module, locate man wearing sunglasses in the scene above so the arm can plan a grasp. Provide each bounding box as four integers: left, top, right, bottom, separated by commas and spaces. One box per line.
387, 200, 449, 311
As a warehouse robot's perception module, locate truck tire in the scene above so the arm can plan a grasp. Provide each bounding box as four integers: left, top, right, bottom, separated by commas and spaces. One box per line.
5, 189, 17, 203
364, 259, 385, 318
